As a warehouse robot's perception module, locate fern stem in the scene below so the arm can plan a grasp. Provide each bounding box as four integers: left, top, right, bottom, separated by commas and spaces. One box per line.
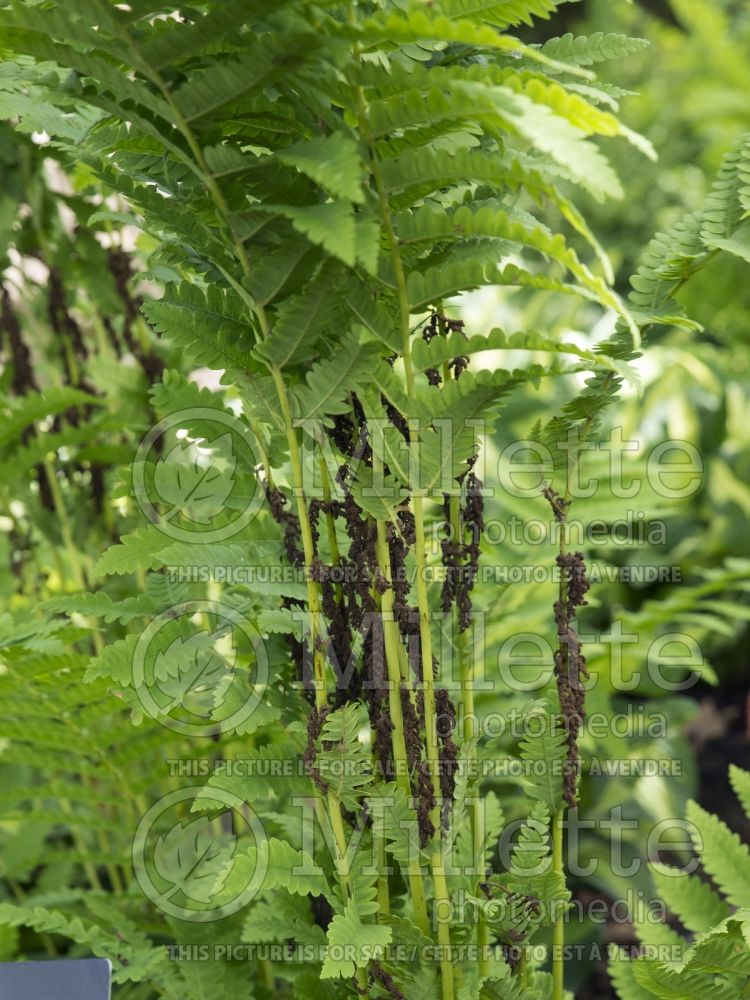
549, 410, 599, 1000
374, 515, 430, 936
439, 331, 489, 977
269, 363, 368, 990
350, 67, 456, 1000
42, 459, 87, 593
268, 365, 326, 704
318, 455, 344, 607
312, 795, 368, 993
259, 959, 273, 990
518, 947, 528, 988
551, 808, 565, 1000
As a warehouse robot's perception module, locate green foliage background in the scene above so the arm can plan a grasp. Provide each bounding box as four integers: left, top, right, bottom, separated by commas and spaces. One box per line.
0, 2, 747, 1000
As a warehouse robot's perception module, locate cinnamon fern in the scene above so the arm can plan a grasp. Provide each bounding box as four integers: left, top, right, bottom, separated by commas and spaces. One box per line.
0, 4, 748, 1000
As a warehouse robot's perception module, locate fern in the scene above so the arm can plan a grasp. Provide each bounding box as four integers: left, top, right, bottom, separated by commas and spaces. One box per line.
0, 4, 746, 1000
611, 768, 750, 1000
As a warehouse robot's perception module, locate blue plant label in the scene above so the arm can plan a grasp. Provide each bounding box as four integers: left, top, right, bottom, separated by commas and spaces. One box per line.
0, 958, 111, 999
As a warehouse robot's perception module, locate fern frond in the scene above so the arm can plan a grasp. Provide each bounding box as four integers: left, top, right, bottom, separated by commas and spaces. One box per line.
685, 800, 750, 909
292, 335, 382, 425
320, 900, 392, 979
540, 32, 649, 68
142, 284, 259, 374
255, 264, 344, 368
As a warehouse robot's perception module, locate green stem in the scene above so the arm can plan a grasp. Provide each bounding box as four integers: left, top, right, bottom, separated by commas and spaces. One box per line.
374, 515, 430, 936
313, 796, 368, 992
448, 490, 488, 974
259, 959, 273, 990
119, 31, 368, 992
270, 364, 367, 992
318, 454, 344, 607
269, 364, 327, 708
551, 809, 565, 1000
518, 947, 528, 988
42, 459, 87, 592
549, 405, 602, 999
349, 40, 455, 997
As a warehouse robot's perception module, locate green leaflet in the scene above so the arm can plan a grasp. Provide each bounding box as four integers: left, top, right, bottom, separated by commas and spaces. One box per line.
316, 702, 373, 810
142, 283, 259, 374
277, 133, 365, 205
0, 388, 106, 452
261, 201, 379, 271
613, 771, 750, 1000
320, 900, 392, 978
649, 863, 729, 936
255, 264, 343, 368
432, 0, 563, 28
192, 741, 309, 809
242, 894, 326, 946
518, 708, 568, 813
2, 3, 737, 996
631, 960, 738, 1000
540, 31, 650, 68
685, 800, 750, 909
368, 782, 425, 869
730, 764, 750, 817
0, 902, 171, 987
355, 9, 592, 78
505, 800, 570, 929
95, 526, 174, 576
136, 0, 271, 71
291, 334, 382, 425
171, 49, 282, 123
395, 201, 627, 315
224, 837, 330, 900
700, 133, 750, 260
410, 325, 622, 371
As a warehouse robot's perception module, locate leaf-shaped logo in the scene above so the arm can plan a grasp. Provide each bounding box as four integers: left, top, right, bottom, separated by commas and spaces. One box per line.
153, 816, 236, 904
153, 433, 236, 524
153, 631, 233, 715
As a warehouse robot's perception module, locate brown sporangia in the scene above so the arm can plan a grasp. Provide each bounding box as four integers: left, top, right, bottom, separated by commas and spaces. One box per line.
1, 287, 37, 396
422, 312, 442, 387
544, 484, 591, 805
372, 703, 395, 781
48, 266, 87, 366
388, 511, 420, 652
416, 758, 436, 847
435, 687, 459, 829
441, 463, 484, 632
304, 705, 331, 794
107, 247, 165, 382
422, 312, 470, 387
401, 687, 422, 773
264, 482, 308, 694
329, 411, 358, 465
370, 963, 407, 1000
553, 550, 590, 808
479, 880, 542, 969
543, 483, 570, 523
266, 484, 303, 568
383, 396, 410, 441
459, 468, 484, 632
